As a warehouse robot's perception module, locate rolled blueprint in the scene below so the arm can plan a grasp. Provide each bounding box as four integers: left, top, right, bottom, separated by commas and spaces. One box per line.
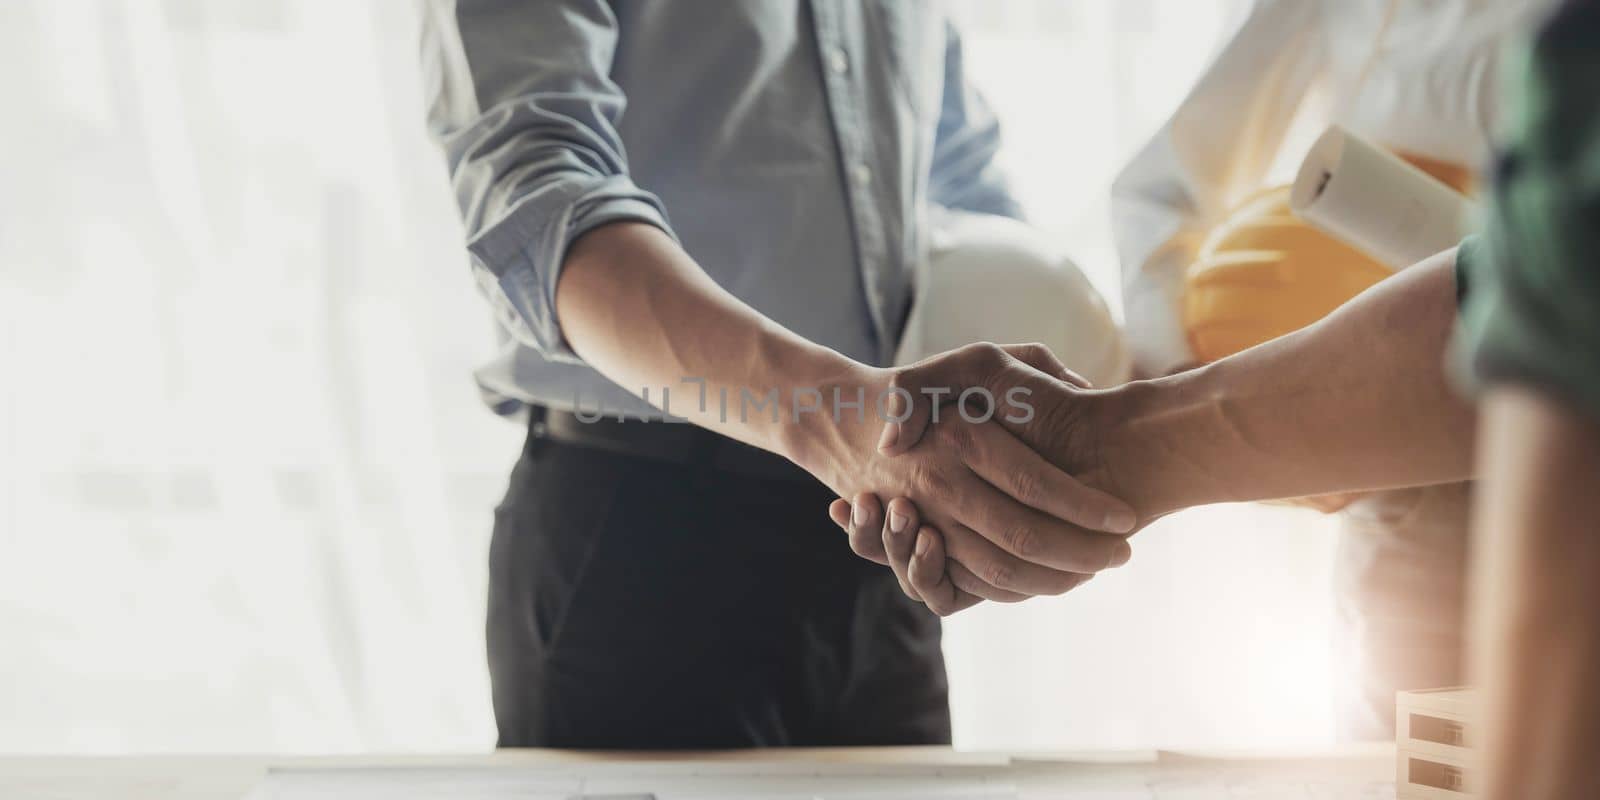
1290, 125, 1481, 271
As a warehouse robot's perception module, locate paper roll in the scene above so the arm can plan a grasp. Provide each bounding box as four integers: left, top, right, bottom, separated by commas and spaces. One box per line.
1290, 125, 1480, 271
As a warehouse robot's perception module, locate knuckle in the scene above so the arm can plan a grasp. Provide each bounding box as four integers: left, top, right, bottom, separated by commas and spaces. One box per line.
950, 429, 974, 462
957, 341, 990, 358
935, 419, 975, 458
1013, 342, 1046, 364
1008, 469, 1043, 507
979, 559, 1017, 592
847, 526, 877, 558
909, 461, 952, 498
974, 342, 1007, 372
948, 577, 980, 601
1001, 522, 1038, 559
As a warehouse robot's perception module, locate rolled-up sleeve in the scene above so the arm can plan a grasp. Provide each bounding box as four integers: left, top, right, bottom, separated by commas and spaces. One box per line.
421, 0, 673, 361
928, 21, 1023, 221
1453, 6, 1600, 421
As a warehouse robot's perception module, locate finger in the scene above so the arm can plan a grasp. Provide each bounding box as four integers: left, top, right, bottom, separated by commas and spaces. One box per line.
949, 556, 1095, 607
845, 492, 888, 565
829, 498, 852, 531
881, 497, 922, 600
999, 342, 1090, 389
944, 556, 1027, 603
904, 450, 1110, 596
906, 526, 982, 616
952, 475, 1134, 575
1056, 369, 1092, 390
961, 421, 1138, 534
879, 342, 1008, 457
929, 422, 1134, 574
938, 517, 1089, 598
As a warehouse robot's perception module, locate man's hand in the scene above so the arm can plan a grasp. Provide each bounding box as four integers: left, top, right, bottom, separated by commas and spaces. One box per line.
830, 494, 996, 616
785, 359, 1135, 603
827, 342, 1145, 615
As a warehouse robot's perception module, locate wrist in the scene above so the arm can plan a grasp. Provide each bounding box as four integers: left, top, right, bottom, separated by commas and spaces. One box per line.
1084, 380, 1156, 520
1092, 367, 1241, 520
769, 356, 888, 481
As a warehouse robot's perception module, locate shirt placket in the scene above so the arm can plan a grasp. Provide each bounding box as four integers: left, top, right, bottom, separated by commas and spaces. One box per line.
809, 0, 896, 365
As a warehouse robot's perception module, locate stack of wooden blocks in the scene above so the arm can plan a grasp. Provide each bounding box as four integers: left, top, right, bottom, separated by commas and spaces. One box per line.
1396, 688, 1474, 798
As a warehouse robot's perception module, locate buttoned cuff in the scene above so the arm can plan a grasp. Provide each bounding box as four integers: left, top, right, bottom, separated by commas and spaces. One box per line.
467, 174, 673, 363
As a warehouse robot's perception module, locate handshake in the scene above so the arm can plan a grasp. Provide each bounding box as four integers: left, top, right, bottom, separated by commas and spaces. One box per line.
787, 249, 1465, 617
784, 341, 1159, 617
776, 249, 1463, 618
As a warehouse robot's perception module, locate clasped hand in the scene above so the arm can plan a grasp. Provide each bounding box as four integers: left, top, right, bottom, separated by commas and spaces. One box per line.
792, 342, 1138, 616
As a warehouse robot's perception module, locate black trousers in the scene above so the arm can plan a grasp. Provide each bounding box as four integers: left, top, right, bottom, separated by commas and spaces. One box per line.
486, 415, 951, 748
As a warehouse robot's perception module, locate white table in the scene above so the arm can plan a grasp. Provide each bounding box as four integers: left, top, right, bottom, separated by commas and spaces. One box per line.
0, 744, 1398, 799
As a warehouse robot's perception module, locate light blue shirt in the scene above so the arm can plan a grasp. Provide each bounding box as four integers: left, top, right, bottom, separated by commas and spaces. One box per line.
422, 0, 1019, 418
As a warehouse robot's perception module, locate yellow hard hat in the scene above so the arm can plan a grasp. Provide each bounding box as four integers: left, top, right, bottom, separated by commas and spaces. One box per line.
1183, 186, 1390, 363
1183, 150, 1475, 364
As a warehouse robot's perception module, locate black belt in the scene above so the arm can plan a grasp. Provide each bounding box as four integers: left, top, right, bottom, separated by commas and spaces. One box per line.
526, 406, 812, 482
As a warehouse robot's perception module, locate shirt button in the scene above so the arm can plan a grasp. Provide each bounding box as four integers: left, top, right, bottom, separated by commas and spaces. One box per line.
851, 163, 872, 188
826, 46, 849, 75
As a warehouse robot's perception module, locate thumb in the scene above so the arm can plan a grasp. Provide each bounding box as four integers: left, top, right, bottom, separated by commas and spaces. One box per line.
878, 342, 1073, 456
877, 342, 1003, 456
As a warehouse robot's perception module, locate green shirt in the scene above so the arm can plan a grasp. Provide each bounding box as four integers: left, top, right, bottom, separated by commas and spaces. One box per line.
1454, 1, 1600, 421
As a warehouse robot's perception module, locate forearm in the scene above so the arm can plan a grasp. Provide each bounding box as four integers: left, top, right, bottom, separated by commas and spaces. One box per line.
1471, 388, 1600, 800
1097, 248, 1475, 518
556, 221, 866, 460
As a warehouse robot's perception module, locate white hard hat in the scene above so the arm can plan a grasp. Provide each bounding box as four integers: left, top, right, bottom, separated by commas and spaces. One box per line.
895, 208, 1131, 388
